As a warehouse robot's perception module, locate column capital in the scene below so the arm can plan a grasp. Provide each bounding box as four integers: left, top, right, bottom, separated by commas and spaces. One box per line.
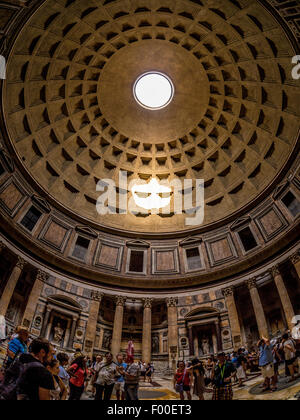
245, 278, 257, 290
91, 291, 104, 302
16, 256, 26, 270
0, 241, 6, 252
143, 298, 153, 309
115, 296, 126, 307
290, 252, 300, 265
36, 270, 48, 282
270, 265, 280, 278
222, 286, 235, 298
166, 297, 177, 307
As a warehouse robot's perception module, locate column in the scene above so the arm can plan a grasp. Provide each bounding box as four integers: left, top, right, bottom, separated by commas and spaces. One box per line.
0, 256, 26, 316
111, 296, 126, 358
64, 319, 71, 348
214, 321, 222, 352
223, 287, 243, 350
142, 298, 152, 363
246, 278, 269, 338
188, 326, 194, 356
271, 266, 295, 332
84, 291, 103, 356
212, 331, 218, 355
159, 332, 163, 354
68, 316, 78, 349
167, 297, 178, 369
22, 270, 48, 329
290, 252, 300, 280
41, 307, 51, 337
98, 327, 104, 350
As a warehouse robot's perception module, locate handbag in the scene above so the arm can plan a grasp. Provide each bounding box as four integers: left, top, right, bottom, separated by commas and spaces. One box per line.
175, 369, 186, 393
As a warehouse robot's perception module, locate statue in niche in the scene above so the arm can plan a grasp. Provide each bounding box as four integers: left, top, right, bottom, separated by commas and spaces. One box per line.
201, 336, 210, 355
53, 323, 64, 344
152, 336, 159, 354
103, 331, 112, 350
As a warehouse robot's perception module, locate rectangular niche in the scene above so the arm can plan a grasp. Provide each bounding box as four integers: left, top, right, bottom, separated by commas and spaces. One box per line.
94, 240, 124, 272
254, 205, 288, 241
152, 248, 179, 275
184, 246, 204, 273
39, 216, 72, 252
236, 226, 259, 253
0, 178, 27, 216
71, 236, 91, 263
205, 232, 238, 267
281, 191, 300, 218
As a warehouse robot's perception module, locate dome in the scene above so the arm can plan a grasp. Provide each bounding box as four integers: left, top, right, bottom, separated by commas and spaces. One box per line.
3, 0, 299, 234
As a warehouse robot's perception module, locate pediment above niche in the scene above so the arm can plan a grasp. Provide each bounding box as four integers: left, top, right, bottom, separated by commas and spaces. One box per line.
272, 180, 290, 200
32, 194, 51, 213
230, 216, 251, 231
75, 225, 98, 239
126, 239, 150, 249
179, 236, 202, 247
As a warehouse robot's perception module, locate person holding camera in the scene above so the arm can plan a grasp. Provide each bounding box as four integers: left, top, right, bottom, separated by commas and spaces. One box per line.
258, 337, 276, 392
212, 352, 236, 401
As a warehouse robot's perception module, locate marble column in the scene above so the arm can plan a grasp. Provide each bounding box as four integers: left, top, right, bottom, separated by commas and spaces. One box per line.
188, 326, 194, 356
84, 291, 103, 356
212, 331, 218, 355
159, 332, 163, 354
22, 270, 48, 329
271, 266, 295, 332
0, 256, 26, 316
68, 317, 78, 349
142, 298, 152, 363
167, 297, 178, 369
223, 287, 243, 350
111, 296, 126, 358
98, 327, 104, 350
290, 252, 300, 280
215, 321, 222, 352
41, 307, 51, 337
246, 278, 269, 338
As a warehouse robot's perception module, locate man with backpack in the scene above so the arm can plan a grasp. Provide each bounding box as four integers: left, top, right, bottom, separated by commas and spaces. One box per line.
6, 327, 29, 369
0, 338, 55, 400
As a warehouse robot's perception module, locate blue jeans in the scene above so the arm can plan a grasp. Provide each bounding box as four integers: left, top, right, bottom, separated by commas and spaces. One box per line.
124, 383, 139, 400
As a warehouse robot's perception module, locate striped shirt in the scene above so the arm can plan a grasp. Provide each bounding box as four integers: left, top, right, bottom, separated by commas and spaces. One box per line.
8, 337, 27, 361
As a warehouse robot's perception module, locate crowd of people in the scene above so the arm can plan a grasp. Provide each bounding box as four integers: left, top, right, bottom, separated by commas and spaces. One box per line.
0, 325, 299, 401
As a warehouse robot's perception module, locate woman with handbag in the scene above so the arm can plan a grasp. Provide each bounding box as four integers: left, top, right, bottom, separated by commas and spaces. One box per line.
173, 361, 193, 401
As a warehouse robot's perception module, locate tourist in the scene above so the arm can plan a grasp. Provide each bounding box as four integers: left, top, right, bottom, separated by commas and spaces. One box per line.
212, 352, 236, 401
46, 359, 67, 400
121, 357, 141, 401
140, 360, 147, 382
67, 353, 88, 400
6, 327, 29, 369
17, 338, 55, 400
190, 358, 212, 400
57, 352, 70, 388
282, 333, 297, 382
115, 353, 127, 401
205, 356, 215, 382
174, 361, 193, 401
94, 352, 118, 401
258, 337, 276, 392
236, 348, 247, 387
145, 362, 153, 384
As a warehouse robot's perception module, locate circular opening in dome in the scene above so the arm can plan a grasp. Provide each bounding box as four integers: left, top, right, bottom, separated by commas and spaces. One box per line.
134, 72, 174, 110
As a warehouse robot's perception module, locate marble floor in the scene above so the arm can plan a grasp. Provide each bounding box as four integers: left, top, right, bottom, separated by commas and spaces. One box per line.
82, 371, 300, 401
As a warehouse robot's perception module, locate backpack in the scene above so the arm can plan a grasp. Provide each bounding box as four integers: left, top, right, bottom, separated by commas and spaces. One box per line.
0, 355, 41, 400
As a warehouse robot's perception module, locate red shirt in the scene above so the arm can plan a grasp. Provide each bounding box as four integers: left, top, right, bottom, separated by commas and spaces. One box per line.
175, 369, 190, 386
69, 364, 88, 388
